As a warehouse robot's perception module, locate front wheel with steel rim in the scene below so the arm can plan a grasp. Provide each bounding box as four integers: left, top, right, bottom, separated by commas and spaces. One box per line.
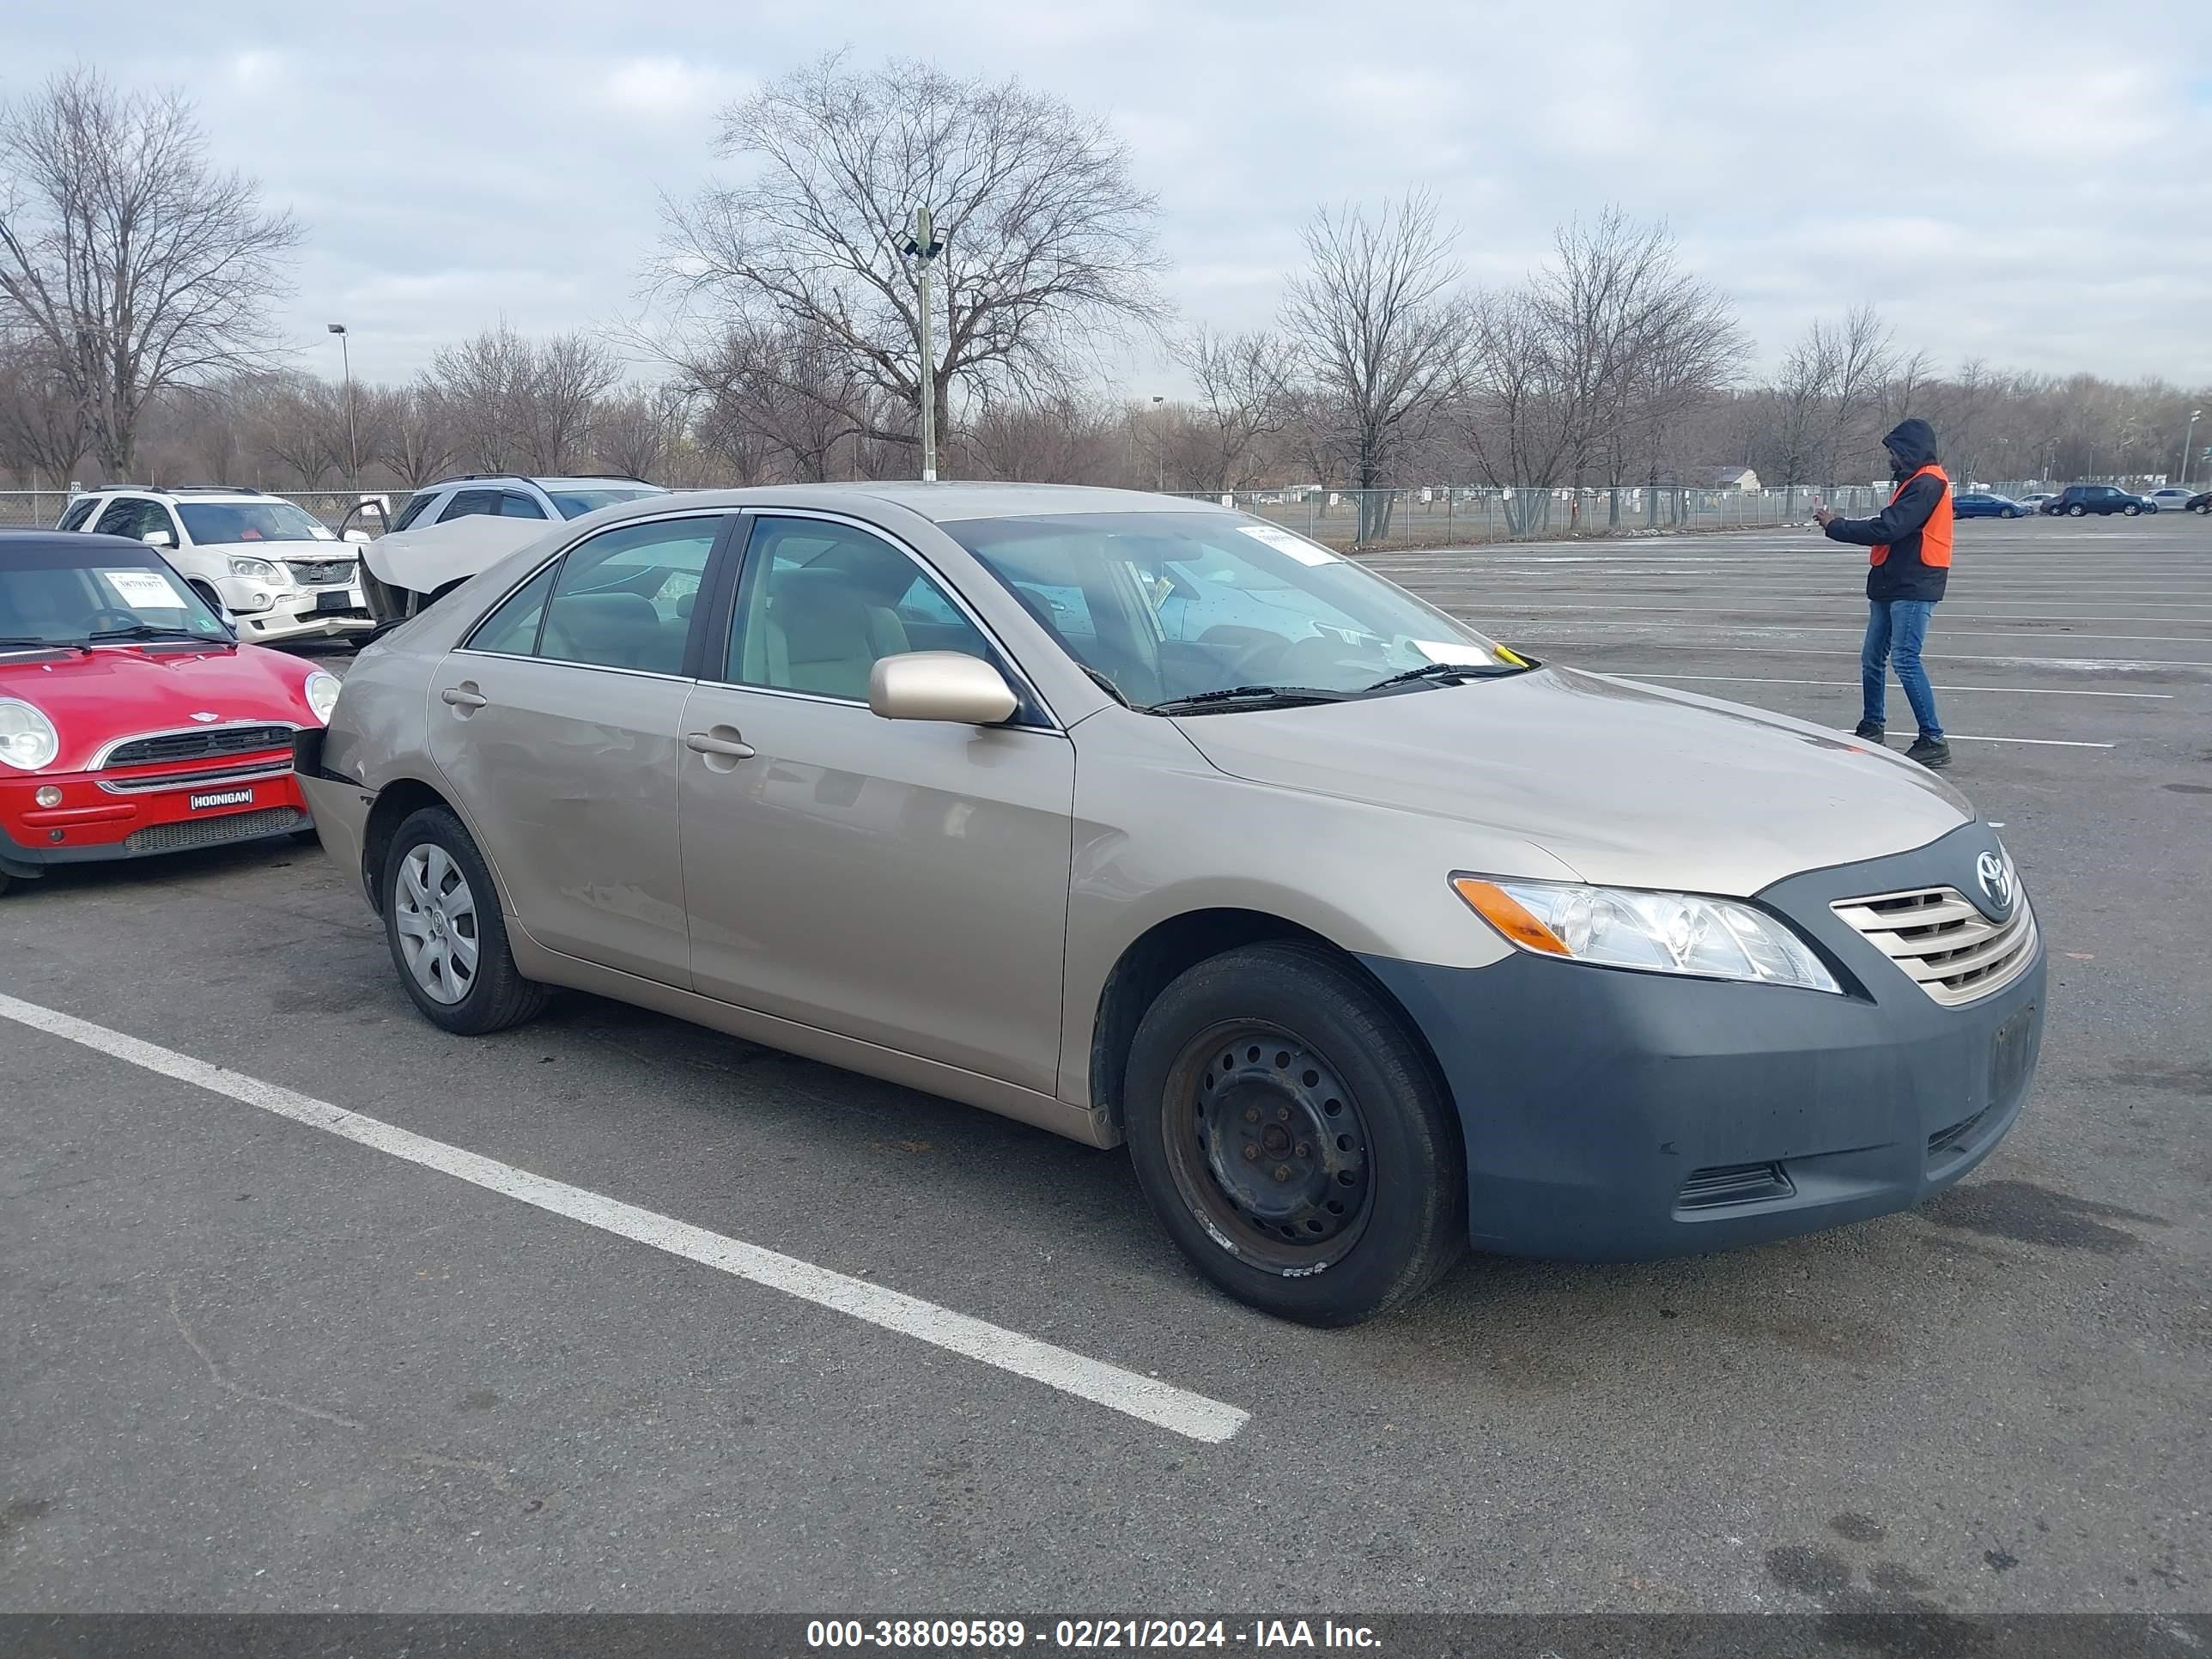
1124, 941, 1466, 1326
382, 805, 547, 1035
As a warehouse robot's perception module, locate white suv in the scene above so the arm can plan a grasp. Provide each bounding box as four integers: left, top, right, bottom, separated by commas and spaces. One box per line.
57, 487, 373, 644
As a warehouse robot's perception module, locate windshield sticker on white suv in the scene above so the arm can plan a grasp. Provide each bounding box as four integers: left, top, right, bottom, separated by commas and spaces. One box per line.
97, 569, 181, 608
1237, 524, 1337, 566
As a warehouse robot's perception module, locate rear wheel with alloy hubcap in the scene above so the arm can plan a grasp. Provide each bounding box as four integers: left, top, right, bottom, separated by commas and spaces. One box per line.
382, 805, 547, 1034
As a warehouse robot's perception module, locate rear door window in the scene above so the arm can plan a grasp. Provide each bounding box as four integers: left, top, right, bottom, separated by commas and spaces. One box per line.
389, 492, 437, 532
498, 492, 548, 519
439, 489, 501, 522
57, 496, 100, 532
92, 498, 149, 538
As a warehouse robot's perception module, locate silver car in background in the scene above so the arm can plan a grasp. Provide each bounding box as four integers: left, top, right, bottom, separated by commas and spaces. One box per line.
297, 483, 2045, 1325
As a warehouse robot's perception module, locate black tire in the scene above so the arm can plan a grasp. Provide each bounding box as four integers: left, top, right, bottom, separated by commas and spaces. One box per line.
2123, 503, 2141, 517
1123, 941, 1466, 1326
2195, 502, 2210, 515
381, 805, 548, 1035
2067, 503, 2087, 516
2002, 507, 2019, 519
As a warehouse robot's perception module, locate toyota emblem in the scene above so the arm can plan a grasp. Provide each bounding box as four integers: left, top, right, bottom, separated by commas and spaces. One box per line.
1975, 849, 2015, 915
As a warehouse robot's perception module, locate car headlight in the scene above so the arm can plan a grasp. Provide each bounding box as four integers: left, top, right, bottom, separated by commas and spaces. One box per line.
302, 671, 342, 725
0, 697, 61, 771
229, 556, 283, 580
1452, 874, 1842, 994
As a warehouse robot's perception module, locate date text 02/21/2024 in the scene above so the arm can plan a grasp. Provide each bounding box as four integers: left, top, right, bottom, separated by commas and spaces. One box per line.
804, 1620, 1382, 1651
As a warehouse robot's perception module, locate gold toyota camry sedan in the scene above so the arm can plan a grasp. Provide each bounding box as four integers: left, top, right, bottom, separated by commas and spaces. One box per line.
297, 483, 2043, 1325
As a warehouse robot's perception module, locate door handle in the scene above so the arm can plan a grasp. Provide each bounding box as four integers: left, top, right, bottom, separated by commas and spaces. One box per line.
684, 732, 756, 759
441, 686, 489, 709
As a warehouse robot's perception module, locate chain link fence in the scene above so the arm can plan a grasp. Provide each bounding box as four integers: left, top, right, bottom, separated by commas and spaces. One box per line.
0, 478, 2109, 548
1164, 484, 1916, 548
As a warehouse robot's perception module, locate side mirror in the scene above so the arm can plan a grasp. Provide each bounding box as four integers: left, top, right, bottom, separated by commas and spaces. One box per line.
142, 529, 176, 549
342, 529, 372, 544
868, 652, 1018, 726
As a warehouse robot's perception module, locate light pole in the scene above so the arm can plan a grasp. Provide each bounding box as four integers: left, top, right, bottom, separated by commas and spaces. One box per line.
326, 323, 359, 491
901, 209, 943, 482
1152, 394, 1165, 491
2182, 409, 2203, 489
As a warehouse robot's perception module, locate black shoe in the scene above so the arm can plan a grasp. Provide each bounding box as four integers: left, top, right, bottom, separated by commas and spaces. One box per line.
1906, 736, 1952, 769
1853, 720, 1886, 742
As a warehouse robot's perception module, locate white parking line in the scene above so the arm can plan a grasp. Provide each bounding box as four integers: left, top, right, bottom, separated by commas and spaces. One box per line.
1618, 674, 2172, 698
1943, 736, 2116, 748
1486, 621, 2212, 643
1527, 643, 2212, 670
0, 992, 1251, 1447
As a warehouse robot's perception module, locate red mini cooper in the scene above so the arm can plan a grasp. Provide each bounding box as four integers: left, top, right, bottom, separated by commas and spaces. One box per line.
0, 530, 338, 896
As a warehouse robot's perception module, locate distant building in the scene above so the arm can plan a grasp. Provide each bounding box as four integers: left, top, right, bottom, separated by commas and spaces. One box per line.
1652, 465, 1761, 492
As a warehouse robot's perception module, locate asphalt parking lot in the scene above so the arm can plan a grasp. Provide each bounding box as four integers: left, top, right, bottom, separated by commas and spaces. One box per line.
3, 515, 2207, 1617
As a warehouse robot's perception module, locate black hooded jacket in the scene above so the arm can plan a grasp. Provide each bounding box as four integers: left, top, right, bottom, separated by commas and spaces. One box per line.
1823, 417, 1950, 602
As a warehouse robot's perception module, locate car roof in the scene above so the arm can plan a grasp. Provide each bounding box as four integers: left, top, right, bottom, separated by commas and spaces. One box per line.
417, 474, 661, 490
0, 529, 155, 563
618, 481, 1229, 526
86, 487, 273, 502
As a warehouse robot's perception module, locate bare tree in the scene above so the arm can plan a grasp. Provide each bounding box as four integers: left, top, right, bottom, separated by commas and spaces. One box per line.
1282, 192, 1464, 542
653, 54, 1167, 471
426, 325, 621, 474
1176, 326, 1294, 493
0, 68, 300, 477
1457, 210, 1742, 530
592, 384, 688, 482
673, 319, 873, 482
0, 337, 86, 484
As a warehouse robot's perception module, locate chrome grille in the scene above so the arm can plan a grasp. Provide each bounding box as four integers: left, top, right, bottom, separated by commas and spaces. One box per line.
102, 725, 295, 769
1832, 886, 2038, 1006
284, 557, 356, 586
97, 758, 294, 795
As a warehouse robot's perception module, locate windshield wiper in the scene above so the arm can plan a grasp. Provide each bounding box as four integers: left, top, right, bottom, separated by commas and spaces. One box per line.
87, 623, 230, 645
1364, 659, 1531, 692
0, 635, 86, 653
1146, 684, 1354, 715
1079, 665, 1132, 708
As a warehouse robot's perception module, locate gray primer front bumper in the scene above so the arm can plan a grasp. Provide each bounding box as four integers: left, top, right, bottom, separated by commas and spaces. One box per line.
1360, 822, 2045, 1261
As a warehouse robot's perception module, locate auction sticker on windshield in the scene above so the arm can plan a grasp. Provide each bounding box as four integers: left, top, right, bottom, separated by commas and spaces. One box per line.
97, 570, 179, 608
1237, 524, 1337, 566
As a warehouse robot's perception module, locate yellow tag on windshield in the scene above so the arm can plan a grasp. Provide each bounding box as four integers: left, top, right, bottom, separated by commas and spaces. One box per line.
1494, 645, 1530, 667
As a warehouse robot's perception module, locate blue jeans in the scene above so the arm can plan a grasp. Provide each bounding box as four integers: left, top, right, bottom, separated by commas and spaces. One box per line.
1862, 599, 1942, 739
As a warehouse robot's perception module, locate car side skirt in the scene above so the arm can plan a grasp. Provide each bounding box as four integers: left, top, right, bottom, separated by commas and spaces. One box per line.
504, 932, 1120, 1151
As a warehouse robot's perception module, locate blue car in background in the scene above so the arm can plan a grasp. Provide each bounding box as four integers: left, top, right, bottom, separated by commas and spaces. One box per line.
1954, 491, 2028, 519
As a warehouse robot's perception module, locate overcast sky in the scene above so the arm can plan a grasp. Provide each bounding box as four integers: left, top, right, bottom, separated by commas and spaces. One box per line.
10, 0, 2211, 392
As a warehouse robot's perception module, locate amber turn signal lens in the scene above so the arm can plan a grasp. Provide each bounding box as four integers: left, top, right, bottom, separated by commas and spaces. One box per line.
1451, 876, 1571, 956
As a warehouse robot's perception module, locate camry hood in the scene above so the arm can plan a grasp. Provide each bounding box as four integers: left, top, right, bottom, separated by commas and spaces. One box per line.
2, 644, 315, 772
363, 515, 551, 595
1170, 665, 1975, 896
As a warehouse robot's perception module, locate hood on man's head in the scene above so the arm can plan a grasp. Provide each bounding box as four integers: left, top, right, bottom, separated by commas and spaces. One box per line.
1883, 417, 1940, 473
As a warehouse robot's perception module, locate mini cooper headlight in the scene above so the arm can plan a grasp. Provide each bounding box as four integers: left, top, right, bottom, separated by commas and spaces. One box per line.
1453, 874, 1841, 994
302, 671, 342, 725
0, 697, 61, 771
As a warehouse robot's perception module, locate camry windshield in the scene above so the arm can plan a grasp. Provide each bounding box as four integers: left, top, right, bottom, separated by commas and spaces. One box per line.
546, 486, 665, 520
176, 501, 335, 544
0, 549, 230, 646
944, 512, 1520, 709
